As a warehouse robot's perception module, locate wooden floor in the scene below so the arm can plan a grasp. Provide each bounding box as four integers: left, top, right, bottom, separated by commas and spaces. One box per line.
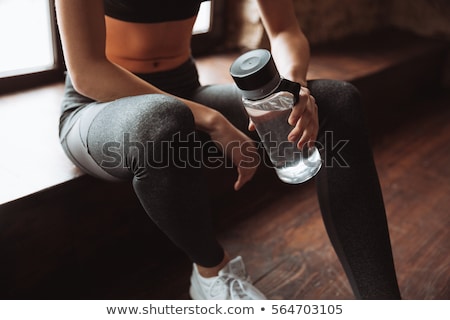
153, 91, 449, 300
224, 94, 447, 300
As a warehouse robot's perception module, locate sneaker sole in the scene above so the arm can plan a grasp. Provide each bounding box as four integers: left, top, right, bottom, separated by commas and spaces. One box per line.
189, 285, 206, 300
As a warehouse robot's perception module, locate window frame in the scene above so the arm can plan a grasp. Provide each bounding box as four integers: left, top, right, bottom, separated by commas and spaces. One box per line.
0, 0, 65, 95
0, 0, 225, 95
191, 0, 226, 56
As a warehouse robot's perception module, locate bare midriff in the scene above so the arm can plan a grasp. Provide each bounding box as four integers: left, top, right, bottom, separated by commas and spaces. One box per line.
105, 16, 196, 73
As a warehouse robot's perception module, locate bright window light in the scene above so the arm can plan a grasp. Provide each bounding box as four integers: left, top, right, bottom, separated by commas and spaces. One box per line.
0, 0, 212, 78
0, 0, 55, 77
193, 1, 212, 35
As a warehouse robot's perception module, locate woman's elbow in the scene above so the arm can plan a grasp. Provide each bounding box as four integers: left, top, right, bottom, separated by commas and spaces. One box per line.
69, 70, 97, 98
67, 57, 109, 98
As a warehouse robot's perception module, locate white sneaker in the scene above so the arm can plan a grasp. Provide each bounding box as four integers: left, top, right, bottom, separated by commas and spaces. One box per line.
189, 256, 267, 300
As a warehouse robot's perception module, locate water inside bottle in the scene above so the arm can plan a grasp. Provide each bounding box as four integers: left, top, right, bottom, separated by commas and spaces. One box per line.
243, 94, 322, 184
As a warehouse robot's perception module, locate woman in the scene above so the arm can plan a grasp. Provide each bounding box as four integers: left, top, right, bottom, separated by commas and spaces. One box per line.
56, 0, 402, 299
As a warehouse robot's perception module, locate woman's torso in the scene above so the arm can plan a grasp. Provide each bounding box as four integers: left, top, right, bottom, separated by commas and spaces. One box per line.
104, 0, 206, 73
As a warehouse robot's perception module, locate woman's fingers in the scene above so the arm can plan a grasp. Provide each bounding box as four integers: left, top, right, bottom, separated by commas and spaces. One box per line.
233, 140, 259, 191
288, 87, 311, 126
288, 88, 319, 148
248, 119, 256, 131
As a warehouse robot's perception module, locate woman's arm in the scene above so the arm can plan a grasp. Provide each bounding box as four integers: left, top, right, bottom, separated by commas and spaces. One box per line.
56, 0, 217, 133
56, 0, 258, 189
256, 0, 318, 148
255, 0, 310, 86
56, 0, 156, 101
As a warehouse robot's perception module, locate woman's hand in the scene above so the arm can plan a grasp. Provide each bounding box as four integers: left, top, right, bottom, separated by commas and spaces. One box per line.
249, 87, 318, 150
287, 86, 319, 149
208, 113, 260, 191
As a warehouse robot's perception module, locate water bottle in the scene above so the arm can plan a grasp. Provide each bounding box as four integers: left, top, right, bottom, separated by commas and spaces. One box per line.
230, 49, 322, 184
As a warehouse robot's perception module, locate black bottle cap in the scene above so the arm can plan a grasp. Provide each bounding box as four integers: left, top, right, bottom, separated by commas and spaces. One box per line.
230, 49, 281, 100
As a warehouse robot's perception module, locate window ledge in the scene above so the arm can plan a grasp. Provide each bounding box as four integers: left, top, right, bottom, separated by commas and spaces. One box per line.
0, 83, 83, 205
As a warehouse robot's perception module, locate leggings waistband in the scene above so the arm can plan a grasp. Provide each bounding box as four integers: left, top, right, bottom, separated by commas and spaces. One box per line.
134, 57, 201, 98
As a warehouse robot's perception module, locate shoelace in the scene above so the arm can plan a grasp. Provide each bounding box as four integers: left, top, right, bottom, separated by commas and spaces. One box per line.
210, 274, 252, 300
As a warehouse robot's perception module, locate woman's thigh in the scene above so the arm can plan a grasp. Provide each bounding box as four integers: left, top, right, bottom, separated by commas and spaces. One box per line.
60, 102, 122, 181
62, 93, 197, 181
190, 84, 255, 138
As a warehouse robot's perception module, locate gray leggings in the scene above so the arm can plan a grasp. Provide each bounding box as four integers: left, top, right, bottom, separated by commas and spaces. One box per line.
59, 58, 401, 299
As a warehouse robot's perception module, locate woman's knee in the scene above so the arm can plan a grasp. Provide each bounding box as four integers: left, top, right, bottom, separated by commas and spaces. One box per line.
124, 94, 195, 143
87, 94, 196, 177
311, 80, 366, 131
121, 95, 197, 172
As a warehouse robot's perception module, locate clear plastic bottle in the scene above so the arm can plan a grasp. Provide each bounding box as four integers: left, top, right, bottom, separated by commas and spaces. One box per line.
230, 49, 322, 184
